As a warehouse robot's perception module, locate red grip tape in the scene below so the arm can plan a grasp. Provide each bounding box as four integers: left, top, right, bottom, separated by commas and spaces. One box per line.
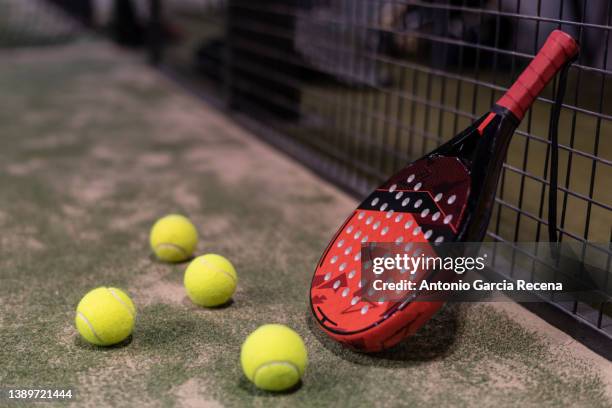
497, 30, 579, 120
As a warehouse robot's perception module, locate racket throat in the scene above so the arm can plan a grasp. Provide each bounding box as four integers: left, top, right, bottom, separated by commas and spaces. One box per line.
458, 107, 519, 241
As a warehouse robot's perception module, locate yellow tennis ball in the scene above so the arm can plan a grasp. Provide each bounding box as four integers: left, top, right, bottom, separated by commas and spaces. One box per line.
240, 324, 308, 391
184, 254, 237, 307
75, 287, 136, 346
149, 214, 198, 262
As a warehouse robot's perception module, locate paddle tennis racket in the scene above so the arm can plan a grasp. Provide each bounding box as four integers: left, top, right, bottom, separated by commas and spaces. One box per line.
310, 30, 579, 352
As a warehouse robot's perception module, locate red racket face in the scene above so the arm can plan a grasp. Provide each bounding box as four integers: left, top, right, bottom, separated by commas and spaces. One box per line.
310, 156, 470, 351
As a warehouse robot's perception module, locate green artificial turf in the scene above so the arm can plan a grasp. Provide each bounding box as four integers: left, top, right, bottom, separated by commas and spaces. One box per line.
0, 40, 610, 407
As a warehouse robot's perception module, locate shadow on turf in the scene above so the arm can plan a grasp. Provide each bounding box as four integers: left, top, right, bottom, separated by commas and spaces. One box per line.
181, 297, 235, 310
74, 335, 133, 350
149, 252, 198, 266
306, 304, 461, 367
237, 377, 303, 396
148, 253, 194, 265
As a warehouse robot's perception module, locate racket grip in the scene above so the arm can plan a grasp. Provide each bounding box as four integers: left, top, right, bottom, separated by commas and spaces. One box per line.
497, 30, 579, 120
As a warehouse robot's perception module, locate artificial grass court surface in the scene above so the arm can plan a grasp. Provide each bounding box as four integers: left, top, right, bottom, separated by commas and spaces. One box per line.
0, 40, 610, 408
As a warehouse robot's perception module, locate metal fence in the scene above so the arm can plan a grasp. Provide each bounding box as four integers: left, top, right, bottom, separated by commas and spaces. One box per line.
2, 0, 611, 350
150, 0, 612, 346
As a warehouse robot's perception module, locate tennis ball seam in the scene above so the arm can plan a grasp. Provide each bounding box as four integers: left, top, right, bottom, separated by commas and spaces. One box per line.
76, 312, 105, 344
200, 258, 237, 284
252, 360, 300, 383
106, 288, 135, 318
154, 243, 190, 258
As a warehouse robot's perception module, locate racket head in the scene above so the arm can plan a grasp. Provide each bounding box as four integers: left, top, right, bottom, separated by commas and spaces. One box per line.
310, 118, 484, 352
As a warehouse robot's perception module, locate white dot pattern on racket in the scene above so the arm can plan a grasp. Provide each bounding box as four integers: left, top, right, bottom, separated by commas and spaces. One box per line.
311, 156, 470, 336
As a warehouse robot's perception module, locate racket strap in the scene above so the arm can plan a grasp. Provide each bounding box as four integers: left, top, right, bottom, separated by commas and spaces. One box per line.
547, 59, 573, 243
